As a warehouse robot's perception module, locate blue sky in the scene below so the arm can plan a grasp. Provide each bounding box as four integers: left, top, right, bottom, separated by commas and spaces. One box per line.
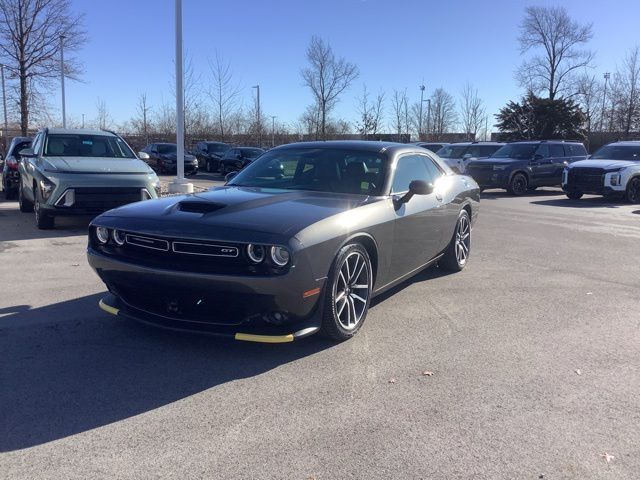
61, 0, 639, 130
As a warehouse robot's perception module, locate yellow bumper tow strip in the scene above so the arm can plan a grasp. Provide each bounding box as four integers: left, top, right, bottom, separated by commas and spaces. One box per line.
99, 298, 119, 316
234, 333, 294, 343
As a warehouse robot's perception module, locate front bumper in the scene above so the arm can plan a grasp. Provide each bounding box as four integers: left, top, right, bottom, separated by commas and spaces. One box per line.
561, 184, 623, 198
98, 294, 320, 342
466, 169, 509, 189
88, 249, 324, 341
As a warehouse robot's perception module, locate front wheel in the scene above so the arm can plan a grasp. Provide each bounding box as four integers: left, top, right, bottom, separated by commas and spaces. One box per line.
507, 173, 528, 195
625, 177, 640, 204
566, 191, 583, 200
439, 210, 471, 272
34, 187, 54, 229
320, 243, 372, 341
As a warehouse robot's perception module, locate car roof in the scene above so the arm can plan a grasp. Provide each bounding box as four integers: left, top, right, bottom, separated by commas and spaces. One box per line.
605, 140, 640, 146
508, 140, 584, 144
445, 141, 504, 146
46, 128, 116, 136
202, 141, 228, 145
275, 140, 415, 155
156, 142, 176, 146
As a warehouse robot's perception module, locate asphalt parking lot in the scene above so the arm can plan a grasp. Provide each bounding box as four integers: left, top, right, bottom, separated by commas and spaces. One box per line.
1, 183, 639, 479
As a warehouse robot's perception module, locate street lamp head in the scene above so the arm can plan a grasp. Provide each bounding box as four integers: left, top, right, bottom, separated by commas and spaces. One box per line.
420, 84, 425, 91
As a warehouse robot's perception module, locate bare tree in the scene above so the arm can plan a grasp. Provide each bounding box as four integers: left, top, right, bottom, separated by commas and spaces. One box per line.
429, 88, 457, 138
574, 73, 602, 134
301, 35, 358, 139
516, 6, 593, 100
95, 98, 111, 130
459, 83, 486, 140
610, 46, 640, 135
355, 84, 384, 137
208, 52, 240, 141
0, 0, 86, 134
390, 89, 408, 141
131, 93, 152, 143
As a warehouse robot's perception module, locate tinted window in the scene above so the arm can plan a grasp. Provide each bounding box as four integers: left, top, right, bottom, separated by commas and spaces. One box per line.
158, 144, 177, 154
392, 154, 441, 193
591, 145, 640, 161
44, 134, 135, 158
549, 144, 564, 157
206, 143, 229, 154
241, 148, 264, 159
536, 144, 550, 158
567, 144, 587, 156
228, 148, 388, 195
492, 144, 537, 159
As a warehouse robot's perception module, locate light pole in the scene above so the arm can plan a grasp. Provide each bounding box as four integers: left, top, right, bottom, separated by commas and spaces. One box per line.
271, 115, 276, 147
168, 0, 193, 193
81, 113, 85, 128
1, 65, 7, 141
60, 35, 66, 128
252, 85, 261, 146
418, 84, 425, 140
600, 72, 610, 132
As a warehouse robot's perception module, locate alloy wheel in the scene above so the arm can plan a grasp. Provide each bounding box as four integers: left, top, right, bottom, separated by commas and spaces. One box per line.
627, 178, 640, 203
334, 251, 370, 330
511, 175, 527, 195
455, 214, 470, 266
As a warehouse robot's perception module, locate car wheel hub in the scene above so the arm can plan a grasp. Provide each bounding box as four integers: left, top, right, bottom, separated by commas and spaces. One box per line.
335, 251, 369, 330
455, 215, 470, 266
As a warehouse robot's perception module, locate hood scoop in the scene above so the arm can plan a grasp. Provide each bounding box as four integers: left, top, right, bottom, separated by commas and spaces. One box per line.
178, 201, 227, 214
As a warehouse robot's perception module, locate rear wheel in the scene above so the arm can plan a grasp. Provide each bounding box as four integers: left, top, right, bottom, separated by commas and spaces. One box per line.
625, 177, 640, 204
566, 191, 583, 200
34, 187, 54, 229
507, 173, 528, 195
439, 210, 471, 272
18, 182, 33, 212
321, 243, 372, 341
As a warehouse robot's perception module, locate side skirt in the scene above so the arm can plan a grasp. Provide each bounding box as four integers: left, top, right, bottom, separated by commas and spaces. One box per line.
372, 253, 444, 298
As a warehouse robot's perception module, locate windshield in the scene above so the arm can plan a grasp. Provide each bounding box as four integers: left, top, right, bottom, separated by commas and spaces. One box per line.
591, 145, 640, 161
436, 145, 468, 159
44, 134, 135, 158
158, 144, 177, 154
207, 143, 229, 154
228, 147, 387, 195
491, 144, 537, 159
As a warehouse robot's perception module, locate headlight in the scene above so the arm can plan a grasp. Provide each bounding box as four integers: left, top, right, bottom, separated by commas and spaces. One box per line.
39, 178, 55, 199
247, 244, 265, 263
96, 227, 109, 244
112, 229, 126, 246
610, 174, 622, 186
270, 246, 290, 267
493, 165, 508, 171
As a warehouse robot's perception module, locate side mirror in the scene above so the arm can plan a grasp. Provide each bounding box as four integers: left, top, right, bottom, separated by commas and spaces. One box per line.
395, 180, 433, 208
462, 153, 473, 160
225, 171, 238, 183
532, 153, 544, 161
19, 148, 35, 157
138, 151, 150, 160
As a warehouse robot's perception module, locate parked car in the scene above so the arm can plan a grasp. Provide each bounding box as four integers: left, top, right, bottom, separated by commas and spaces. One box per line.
140, 143, 199, 175
193, 141, 230, 172
89, 141, 479, 342
219, 147, 265, 174
1, 136, 32, 199
17, 128, 160, 229
466, 140, 588, 195
435, 142, 504, 173
413, 142, 449, 153
562, 141, 640, 203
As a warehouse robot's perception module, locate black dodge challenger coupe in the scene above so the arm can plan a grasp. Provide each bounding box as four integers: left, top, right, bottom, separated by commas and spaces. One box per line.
88, 141, 479, 342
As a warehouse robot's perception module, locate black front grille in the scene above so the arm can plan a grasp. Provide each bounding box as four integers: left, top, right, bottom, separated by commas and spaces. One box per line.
467, 164, 494, 171
567, 168, 604, 190
73, 187, 142, 211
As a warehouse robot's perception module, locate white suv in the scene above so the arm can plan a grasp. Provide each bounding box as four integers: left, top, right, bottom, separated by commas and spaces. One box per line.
562, 141, 640, 203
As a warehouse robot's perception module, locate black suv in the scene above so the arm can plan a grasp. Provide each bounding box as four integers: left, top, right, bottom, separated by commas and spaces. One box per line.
193, 141, 230, 172
466, 140, 588, 195
219, 147, 265, 174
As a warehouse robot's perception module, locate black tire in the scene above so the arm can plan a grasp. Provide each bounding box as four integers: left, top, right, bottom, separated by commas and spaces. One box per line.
18, 182, 33, 212
625, 177, 640, 204
34, 186, 54, 230
206, 160, 212, 173
566, 191, 583, 200
439, 210, 471, 272
507, 173, 528, 196
320, 243, 372, 341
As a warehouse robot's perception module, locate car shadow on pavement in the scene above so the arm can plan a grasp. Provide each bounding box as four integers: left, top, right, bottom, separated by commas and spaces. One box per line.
0, 293, 333, 452
371, 265, 454, 307
530, 198, 623, 208
479, 188, 563, 200
0, 204, 91, 242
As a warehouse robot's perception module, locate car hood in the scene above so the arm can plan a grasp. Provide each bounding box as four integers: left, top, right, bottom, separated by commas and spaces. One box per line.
568, 159, 637, 170
44, 156, 153, 174
97, 186, 374, 237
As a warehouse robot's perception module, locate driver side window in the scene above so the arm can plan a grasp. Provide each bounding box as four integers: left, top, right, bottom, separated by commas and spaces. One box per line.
392, 154, 442, 193
31, 133, 43, 156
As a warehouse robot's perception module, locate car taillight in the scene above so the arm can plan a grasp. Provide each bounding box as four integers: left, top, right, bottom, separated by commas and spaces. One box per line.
6, 158, 18, 170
